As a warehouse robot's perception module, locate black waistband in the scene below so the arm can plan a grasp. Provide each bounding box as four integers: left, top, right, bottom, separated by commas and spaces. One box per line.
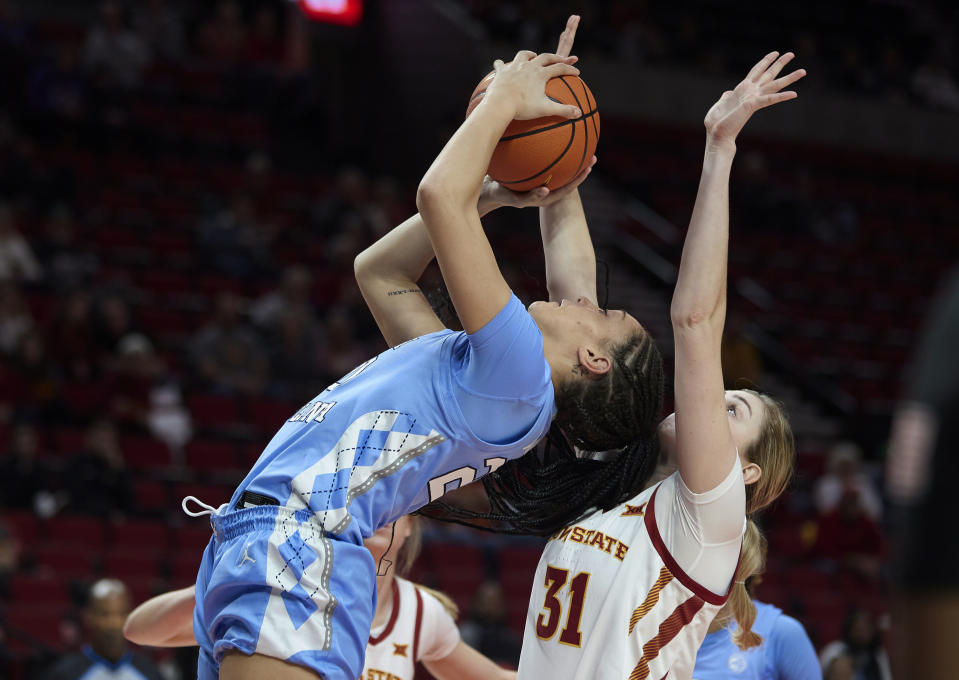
235, 490, 279, 510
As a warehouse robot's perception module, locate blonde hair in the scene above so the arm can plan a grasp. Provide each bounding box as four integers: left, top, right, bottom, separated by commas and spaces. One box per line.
718, 519, 767, 650
396, 516, 422, 576
742, 392, 795, 514
395, 516, 460, 619
414, 584, 460, 619
719, 393, 793, 649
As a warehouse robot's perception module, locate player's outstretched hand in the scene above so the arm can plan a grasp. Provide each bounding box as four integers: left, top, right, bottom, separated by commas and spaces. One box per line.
704, 51, 805, 148
480, 156, 597, 213
488, 51, 582, 121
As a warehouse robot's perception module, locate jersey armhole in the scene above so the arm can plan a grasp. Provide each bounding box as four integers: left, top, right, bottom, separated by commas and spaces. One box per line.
645, 485, 737, 606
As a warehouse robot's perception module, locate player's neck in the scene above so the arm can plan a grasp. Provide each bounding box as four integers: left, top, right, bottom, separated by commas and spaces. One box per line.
372, 572, 396, 628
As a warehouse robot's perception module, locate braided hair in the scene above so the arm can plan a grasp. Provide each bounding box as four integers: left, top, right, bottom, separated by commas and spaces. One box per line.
420, 331, 665, 536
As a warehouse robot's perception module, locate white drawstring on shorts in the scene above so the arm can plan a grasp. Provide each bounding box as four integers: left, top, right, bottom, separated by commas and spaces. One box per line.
181, 495, 229, 518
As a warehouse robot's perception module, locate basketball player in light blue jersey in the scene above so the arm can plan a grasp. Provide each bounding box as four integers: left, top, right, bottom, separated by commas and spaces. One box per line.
192, 52, 664, 680
693, 600, 821, 680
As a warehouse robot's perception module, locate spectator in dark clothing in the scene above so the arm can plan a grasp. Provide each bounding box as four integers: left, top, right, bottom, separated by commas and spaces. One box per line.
190, 291, 268, 396
0, 422, 53, 511
37, 206, 98, 291
82, 0, 150, 90
42, 579, 163, 680
10, 331, 61, 421
63, 420, 132, 517
459, 581, 522, 667
819, 607, 892, 680
47, 290, 98, 382
93, 292, 137, 365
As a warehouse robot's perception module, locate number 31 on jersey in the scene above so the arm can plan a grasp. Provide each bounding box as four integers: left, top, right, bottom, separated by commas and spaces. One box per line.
536, 565, 590, 647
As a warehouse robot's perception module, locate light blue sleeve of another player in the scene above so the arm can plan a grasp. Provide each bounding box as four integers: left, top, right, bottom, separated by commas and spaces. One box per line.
454, 293, 554, 445
771, 615, 822, 680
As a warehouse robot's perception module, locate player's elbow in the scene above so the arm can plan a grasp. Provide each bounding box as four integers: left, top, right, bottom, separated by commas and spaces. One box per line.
670, 305, 711, 330
415, 177, 448, 216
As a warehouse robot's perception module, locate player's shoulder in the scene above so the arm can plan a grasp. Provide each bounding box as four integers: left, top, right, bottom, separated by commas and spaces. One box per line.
40, 652, 91, 680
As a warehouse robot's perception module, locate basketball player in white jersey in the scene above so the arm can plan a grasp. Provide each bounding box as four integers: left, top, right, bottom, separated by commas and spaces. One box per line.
513, 45, 806, 680
124, 516, 515, 680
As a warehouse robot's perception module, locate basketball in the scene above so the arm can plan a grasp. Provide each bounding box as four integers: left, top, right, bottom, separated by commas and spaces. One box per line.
466, 70, 600, 192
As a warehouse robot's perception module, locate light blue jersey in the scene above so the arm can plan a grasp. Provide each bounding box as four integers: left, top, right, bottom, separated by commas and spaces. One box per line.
693, 601, 821, 680
193, 295, 555, 680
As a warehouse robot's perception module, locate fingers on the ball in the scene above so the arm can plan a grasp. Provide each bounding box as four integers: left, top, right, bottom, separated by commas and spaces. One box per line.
534, 52, 573, 66
747, 51, 780, 80
493, 59, 505, 71
544, 62, 580, 79
514, 49, 536, 62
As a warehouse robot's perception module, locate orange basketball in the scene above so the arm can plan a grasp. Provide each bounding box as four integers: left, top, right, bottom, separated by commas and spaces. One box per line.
466, 71, 600, 192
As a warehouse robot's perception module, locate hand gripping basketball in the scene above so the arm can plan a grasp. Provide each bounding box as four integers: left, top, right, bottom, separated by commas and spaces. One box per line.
488, 51, 582, 121
466, 49, 600, 192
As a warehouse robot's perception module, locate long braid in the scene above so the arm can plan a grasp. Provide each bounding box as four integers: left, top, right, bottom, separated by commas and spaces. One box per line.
420, 331, 665, 537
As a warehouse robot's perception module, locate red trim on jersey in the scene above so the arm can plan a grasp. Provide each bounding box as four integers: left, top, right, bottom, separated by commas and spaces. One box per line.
644, 485, 733, 606
630, 596, 706, 680
369, 579, 402, 645
412, 586, 424, 662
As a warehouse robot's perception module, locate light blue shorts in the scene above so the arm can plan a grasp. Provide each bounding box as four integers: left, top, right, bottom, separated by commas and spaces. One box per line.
193, 504, 376, 680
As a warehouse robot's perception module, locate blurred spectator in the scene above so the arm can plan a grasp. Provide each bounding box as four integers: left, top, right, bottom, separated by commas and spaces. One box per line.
0, 281, 33, 356
0, 202, 42, 283
250, 263, 317, 332
322, 308, 369, 382
911, 50, 959, 112
814, 488, 884, 582
819, 607, 892, 680
459, 581, 522, 667
27, 43, 87, 118
41, 579, 163, 680
133, 0, 185, 63
63, 420, 132, 516
93, 292, 137, 362
0, 423, 53, 511
268, 308, 326, 401
197, 194, 273, 278
244, 6, 283, 66
37, 205, 98, 291
190, 292, 269, 396
0, 523, 19, 600
823, 653, 856, 680
107, 332, 192, 450
814, 442, 882, 521
10, 331, 60, 421
196, 1, 246, 67
82, 1, 151, 90
47, 290, 97, 382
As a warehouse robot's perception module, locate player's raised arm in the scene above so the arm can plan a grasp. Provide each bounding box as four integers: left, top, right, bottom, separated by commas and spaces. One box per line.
416, 51, 581, 333
671, 52, 805, 493
537, 15, 600, 304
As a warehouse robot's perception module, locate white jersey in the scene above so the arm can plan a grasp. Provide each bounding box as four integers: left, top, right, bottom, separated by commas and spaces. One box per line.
517, 478, 738, 680
362, 577, 460, 680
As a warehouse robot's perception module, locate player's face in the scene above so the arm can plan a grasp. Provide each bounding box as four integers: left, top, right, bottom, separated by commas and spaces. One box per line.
657, 390, 767, 476
528, 297, 643, 349
364, 516, 412, 566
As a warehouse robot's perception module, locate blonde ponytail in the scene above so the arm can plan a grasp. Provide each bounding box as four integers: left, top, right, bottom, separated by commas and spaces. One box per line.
724, 519, 767, 650
413, 584, 460, 619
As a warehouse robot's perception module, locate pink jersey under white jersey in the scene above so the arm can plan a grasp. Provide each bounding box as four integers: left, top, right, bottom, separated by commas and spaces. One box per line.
362, 577, 460, 680
517, 478, 737, 680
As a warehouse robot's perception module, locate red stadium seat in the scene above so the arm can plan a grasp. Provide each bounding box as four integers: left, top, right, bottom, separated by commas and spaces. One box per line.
121, 435, 172, 471
109, 519, 171, 555
4, 604, 70, 650
185, 439, 240, 474
41, 516, 106, 550
133, 478, 171, 514
188, 394, 241, 429
9, 574, 70, 606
